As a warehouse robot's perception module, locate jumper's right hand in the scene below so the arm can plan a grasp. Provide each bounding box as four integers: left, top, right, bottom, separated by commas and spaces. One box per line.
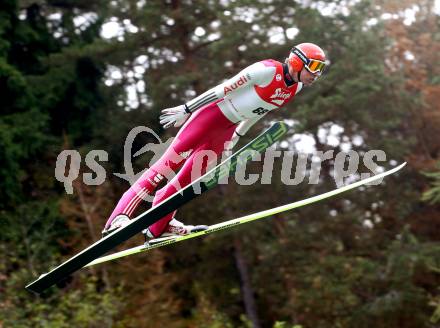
159, 105, 190, 129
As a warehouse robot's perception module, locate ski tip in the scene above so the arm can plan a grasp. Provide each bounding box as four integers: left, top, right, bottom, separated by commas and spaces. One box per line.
374, 162, 406, 178
395, 162, 407, 171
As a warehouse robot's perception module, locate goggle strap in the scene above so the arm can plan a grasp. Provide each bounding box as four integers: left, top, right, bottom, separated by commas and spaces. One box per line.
291, 47, 309, 66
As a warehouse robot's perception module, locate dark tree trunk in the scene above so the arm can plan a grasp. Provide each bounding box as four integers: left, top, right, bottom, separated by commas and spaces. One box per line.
233, 237, 261, 328
219, 185, 261, 327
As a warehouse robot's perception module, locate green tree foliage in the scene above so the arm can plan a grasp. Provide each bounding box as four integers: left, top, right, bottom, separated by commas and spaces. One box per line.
422, 165, 440, 204
0, 0, 122, 325
0, 0, 439, 327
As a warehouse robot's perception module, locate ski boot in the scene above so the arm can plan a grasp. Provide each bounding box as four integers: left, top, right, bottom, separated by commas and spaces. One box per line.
143, 218, 208, 244
101, 214, 131, 237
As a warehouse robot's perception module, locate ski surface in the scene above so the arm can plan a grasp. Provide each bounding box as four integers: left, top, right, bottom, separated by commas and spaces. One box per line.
85, 162, 407, 267
147, 235, 179, 245
26, 121, 288, 294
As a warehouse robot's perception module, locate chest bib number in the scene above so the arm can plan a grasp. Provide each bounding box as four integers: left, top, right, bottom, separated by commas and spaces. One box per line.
252, 107, 269, 116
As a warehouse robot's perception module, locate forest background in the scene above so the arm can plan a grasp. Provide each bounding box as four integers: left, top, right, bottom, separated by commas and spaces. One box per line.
0, 0, 439, 327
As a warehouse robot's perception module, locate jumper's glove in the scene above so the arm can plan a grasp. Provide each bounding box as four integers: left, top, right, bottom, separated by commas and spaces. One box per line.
159, 105, 191, 129
224, 131, 241, 151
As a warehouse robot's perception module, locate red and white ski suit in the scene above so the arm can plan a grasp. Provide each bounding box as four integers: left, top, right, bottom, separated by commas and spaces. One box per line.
105, 59, 303, 237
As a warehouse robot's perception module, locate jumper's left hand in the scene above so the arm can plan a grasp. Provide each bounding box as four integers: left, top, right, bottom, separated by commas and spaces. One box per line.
159, 105, 190, 129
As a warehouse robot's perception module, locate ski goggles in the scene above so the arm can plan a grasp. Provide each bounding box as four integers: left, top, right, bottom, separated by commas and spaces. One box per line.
291, 47, 327, 74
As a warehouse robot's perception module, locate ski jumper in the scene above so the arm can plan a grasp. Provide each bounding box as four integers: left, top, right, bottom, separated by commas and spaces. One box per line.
105, 60, 303, 237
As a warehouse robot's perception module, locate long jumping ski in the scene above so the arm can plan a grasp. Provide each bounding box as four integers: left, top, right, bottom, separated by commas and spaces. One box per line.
25, 121, 288, 294
85, 162, 407, 267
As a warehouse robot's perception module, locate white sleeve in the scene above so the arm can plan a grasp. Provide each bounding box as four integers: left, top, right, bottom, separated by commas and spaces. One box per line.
184, 62, 275, 113
184, 87, 218, 112
213, 62, 274, 95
